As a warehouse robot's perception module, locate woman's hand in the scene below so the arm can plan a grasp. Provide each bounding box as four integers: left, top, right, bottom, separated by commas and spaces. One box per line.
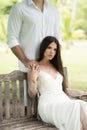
27, 63, 40, 98
28, 64, 40, 83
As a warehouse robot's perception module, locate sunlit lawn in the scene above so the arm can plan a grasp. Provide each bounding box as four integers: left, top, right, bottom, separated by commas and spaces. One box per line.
62, 45, 87, 91
0, 45, 87, 91
0, 50, 18, 73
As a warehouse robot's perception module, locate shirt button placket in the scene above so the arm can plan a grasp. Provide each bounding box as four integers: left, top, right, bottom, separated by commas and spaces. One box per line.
42, 11, 45, 38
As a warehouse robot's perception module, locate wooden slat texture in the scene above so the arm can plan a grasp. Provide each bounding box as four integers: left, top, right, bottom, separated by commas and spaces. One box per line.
32, 97, 37, 117
0, 118, 57, 130
0, 70, 27, 81
25, 80, 33, 117
0, 71, 29, 120
27, 93, 32, 117
0, 82, 3, 121
19, 80, 25, 117
12, 80, 18, 118
4, 81, 10, 119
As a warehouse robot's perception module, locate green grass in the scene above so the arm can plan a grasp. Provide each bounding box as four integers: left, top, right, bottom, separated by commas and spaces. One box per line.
0, 45, 87, 91
62, 45, 87, 91
0, 50, 18, 73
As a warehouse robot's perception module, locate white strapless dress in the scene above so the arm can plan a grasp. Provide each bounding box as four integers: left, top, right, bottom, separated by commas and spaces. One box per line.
37, 70, 87, 130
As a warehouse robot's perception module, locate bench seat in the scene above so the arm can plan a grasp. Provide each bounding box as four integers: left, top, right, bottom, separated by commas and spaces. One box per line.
0, 117, 57, 130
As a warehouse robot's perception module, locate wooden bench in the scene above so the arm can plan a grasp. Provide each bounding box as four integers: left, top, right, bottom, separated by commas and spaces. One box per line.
0, 68, 87, 130
0, 70, 58, 130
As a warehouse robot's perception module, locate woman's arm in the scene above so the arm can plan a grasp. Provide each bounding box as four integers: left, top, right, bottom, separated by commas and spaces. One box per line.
28, 78, 38, 98
27, 64, 40, 98
66, 88, 87, 97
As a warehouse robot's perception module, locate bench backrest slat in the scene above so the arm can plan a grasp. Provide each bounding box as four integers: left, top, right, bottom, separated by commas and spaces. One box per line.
12, 80, 18, 118
19, 80, 25, 117
5, 81, 10, 119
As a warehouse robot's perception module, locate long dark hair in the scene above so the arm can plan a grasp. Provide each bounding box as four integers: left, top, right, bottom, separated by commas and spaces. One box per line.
38, 36, 67, 93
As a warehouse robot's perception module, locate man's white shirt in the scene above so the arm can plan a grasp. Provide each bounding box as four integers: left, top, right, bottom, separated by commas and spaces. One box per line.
7, 0, 62, 72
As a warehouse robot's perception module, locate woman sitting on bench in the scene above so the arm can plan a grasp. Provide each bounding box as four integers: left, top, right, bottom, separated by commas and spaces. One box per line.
28, 36, 87, 130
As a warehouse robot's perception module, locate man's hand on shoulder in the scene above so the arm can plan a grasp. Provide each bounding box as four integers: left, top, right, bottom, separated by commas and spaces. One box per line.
24, 60, 39, 69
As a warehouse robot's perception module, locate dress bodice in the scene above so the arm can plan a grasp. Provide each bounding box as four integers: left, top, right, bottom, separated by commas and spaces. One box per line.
37, 70, 63, 95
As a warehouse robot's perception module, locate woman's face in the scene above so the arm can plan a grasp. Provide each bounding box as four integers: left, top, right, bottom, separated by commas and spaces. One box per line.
43, 42, 57, 61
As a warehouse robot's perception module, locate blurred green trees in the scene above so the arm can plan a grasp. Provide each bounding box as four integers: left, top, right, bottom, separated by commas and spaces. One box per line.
57, 0, 87, 47
0, 0, 20, 43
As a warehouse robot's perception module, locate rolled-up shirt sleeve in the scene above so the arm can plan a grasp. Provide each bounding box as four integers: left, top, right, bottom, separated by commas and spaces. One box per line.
7, 5, 22, 48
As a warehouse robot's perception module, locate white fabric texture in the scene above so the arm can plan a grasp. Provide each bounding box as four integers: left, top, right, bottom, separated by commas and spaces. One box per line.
37, 70, 87, 130
7, 0, 62, 72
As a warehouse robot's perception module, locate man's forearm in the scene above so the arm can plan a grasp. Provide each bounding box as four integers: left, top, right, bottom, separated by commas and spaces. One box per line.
11, 45, 29, 67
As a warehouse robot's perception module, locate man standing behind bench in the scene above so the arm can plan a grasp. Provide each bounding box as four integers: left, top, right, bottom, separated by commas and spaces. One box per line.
7, 0, 62, 105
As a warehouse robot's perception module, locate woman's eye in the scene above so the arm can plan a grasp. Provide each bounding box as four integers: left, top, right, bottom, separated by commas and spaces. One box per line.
47, 46, 51, 49
54, 48, 57, 51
